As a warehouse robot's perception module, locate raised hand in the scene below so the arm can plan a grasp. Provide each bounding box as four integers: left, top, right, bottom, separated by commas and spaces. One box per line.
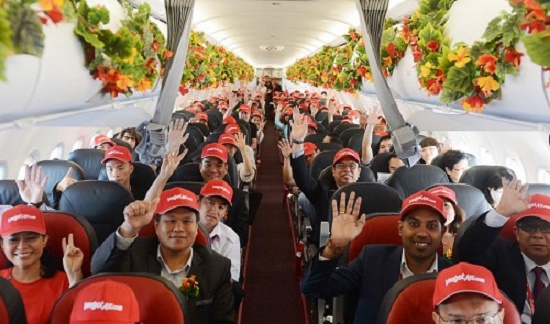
16, 164, 48, 204
310, 103, 319, 117
495, 178, 530, 217
366, 106, 381, 125
330, 192, 365, 246
278, 138, 293, 158
120, 198, 160, 238
234, 132, 247, 151
166, 119, 189, 154
289, 107, 307, 142
56, 167, 77, 192
62, 233, 84, 286
159, 148, 188, 180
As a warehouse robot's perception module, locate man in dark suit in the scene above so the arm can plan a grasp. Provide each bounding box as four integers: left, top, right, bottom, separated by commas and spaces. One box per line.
91, 187, 234, 324
302, 190, 452, 324
455, 178, 549, 323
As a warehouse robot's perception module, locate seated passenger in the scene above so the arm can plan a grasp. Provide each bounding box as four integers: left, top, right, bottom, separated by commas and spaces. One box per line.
482, 167, 516, 208
0, 205, 83, 324
90, 134, 115, 150
237, 104, 258, 150
302, 190, 451, 323
455, 178, 548, 322
194, 112, 209, 127
218, 133, 256, 184
420, 137, 440, 165
70, 280, 140, 324
433, 262, 505, 324
90, 187, 234, 323
306, 115, 318, 135
388, 153, 405, 174
428, 186, 465, 259
376, 135, 393, 154
439, 150, 470, 183
118, 127, 142, 150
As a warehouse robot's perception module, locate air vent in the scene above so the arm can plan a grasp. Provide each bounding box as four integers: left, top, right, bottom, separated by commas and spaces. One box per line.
259, 45, 285, 52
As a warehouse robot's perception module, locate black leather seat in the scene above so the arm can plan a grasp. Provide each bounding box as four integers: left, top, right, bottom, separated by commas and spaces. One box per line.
388, 165, 450, 199
67, 149, 105, 180
459, 165, 515, 205
0, 277, 26, 324
36, 160, 85, 207
369, 152, 392, 179
189, 122, 210, 137
186, 125, 205, 145
334, 123, 359, 136
426, 183, 491, 219
347, 134, 363, 153
0, 180, 36, 205
206, 109, 223, 131
315, 111, 328, 122
327, 120, 342, 133
342, 128, 364, 148
164, 181, 204, 195
58, 180, 133, 244
316, 142, 344, 152
304, 133, 326, 145
109, 137, 133, 152
310, 151, 337, 180
170, 158, 238, 188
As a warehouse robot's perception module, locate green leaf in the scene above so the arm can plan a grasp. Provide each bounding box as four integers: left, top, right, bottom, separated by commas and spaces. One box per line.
8, 2, 44, 56
521, 33, 550, 67
501, 13, 521, 47
482, 15, 502, 43
440, 89, 465, 103
88, 6, 109, 25
442, 66, 473, 94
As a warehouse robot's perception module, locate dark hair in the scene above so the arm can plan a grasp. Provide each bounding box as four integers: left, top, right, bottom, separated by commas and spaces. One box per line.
446, 202, 466, 234
120, 128, 142, 146
419, 137, 439, 148
439, 150, 469, 181
375, 135, 393, 154
483, 167, 516, 206
321, 91, 327, 96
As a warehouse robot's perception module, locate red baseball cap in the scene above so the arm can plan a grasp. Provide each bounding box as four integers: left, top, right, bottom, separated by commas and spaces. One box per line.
332, 148, 361, 166
433, 262, 503, 310
428, 186, 458, 206
224, 123, 241, 135
70, 280, 140, 324
200, 179, 233, 206
223, 116, 237, 124
514, 194, 550, 223
347, 110, 361, 117
196, 112, 209, 122
401, 190, 447, 221
201, 143, 228, 163
0, 205, 46, 237
239, 104, 251, 113
251, 110, 264, 119
91, 135, 115, 148
155, 187, 200, 215
101, 146, 132, 164
218, 133, 237, 147
304, 142, 318, 156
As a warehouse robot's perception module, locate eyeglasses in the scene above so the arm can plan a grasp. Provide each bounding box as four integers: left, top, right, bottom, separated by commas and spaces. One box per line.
334, 163, 359, 171
437, 311, 501, 324
518, 223, 550, 234
122, 135, 136, 142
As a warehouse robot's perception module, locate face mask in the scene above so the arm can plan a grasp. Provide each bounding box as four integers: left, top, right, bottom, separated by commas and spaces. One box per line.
490, 188, 504, 205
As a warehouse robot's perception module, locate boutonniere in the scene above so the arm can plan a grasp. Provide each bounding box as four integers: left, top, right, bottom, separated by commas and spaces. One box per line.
180, 275, 200, 300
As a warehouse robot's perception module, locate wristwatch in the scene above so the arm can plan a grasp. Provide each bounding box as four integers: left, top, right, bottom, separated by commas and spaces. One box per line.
293, 139, 304, 144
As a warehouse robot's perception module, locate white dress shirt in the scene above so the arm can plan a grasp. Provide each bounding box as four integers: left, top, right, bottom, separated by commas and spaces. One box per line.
400, 249, 438, 279
209, 222, 241, 282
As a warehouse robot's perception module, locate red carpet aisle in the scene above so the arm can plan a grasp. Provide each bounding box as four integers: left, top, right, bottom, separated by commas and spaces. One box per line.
241, 121, 306, 323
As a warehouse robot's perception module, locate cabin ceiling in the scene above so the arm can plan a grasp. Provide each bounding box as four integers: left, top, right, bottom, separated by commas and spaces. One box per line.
142, 0, 418, 69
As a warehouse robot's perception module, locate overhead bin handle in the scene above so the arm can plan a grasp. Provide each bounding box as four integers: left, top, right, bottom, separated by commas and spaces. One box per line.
355, 0, 421, 166
135, 0, 196, 165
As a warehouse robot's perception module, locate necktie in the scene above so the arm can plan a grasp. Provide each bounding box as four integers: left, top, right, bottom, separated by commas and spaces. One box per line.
210, 235, 218, 245
532, 266, 546, 301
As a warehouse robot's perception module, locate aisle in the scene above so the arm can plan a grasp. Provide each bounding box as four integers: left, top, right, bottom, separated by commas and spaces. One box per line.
240, 121, 306, 324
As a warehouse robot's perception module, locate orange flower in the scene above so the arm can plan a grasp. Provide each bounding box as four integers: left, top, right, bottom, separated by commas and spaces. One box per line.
462, 95, 485, 112
476, 54, 498, 75
426, 41, 439, 53
134, 78, 152, 92
475, 76, 500, 97
504, 47, 523, 69
116, 74, 133, 91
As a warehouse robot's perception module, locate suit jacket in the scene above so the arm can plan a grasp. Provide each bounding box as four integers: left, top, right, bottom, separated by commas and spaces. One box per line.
302, 245, 451, 324
226, 186, 249, 247
454, 212, 527, 313
91, 232, 235, 324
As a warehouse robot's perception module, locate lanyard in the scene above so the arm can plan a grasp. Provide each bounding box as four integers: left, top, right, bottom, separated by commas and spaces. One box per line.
526, 280, 536, 314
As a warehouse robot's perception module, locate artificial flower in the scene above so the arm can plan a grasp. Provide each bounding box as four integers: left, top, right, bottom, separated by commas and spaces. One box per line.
420, 62, 434, 78
426, 40, 439, 53
134, 78, 152, 92
448, 47, 471, 68
462, 95, 485, 112
180, 275, 200, 301
504, 47, 524, 69
476, 54, 498, 75
475, 76, 500, 97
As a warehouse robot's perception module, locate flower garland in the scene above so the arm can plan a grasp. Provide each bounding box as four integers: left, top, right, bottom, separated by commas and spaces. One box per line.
0, 0, 12, 81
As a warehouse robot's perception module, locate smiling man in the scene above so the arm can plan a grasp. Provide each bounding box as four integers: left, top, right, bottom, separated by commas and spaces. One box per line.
455, 178, 549, 323
302, 190, 452, 324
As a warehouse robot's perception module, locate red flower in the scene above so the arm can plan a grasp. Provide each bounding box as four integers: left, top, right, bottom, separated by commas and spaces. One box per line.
462, 95, 486, 112
427, 41, 439, 53
475, 54, 498, 75
521, 20, 546, 33
387, 43, 396, 57
426, 78, 442, 95
504, 47, 523, 69
412, 46, 423, 62
46, 3, 64, 24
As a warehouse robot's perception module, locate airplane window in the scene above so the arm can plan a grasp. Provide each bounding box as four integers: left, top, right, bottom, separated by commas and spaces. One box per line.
0, 161, 7, 180
49, 143, 65, 160
72, 136, 85, 151
18, 150, 40, 180
479, 147, 495, 165
537, 168, 550, 184
107, 129, 115, 137
505, 157, 527, 181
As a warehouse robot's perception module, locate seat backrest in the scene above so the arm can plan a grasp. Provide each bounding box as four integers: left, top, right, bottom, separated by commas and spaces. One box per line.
347, 134, 363, 153
36, 160, 85, 206
370, 152, 392, 179
425, 183, 491, 219
349, 213, 402, 262
310, 151, 337, 180
99, 162, 157, 195
186, 125, 205, 145
109, 137, 133, 152
342, 128, 364, 148
50, 273, 186, 324
58, 181, 133, 244
0, 277, 26, 324
304, 133, 326, 145
327, 120, 342, 133
316, 142, 344, 152
67, 149, 106, 180
378, 274, 520, 324
334, 123, 359, 136
206, 110, 223, 130
460, 165, 515, 193
189, 122, 210, 137
315, 111, 328, 122
0, 180, 29, 205
388, 165, 450, 200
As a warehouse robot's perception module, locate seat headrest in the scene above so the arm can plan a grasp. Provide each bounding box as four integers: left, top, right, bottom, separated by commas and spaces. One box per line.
0, 277, 26, 324
186, 126, 205, 145
347, 134, 364, 153
58, 181, 133, 244
36, 160, 85, 206
109, 138, 133, 152
341, 128, 364, 147
370, 152, 392, 178
50, 273, 185, 324
459, 165, 515, 192
349, 213, 401, 262
316, 142, 344, 152
164, 181, 204, 195
67, 149, 106, 180
388, 165, 450, 199
426, 183, 491, 219
334, 123, 359, 136
189, 123, 210, 137
0, 180, 30, 205
319, 165, 376, 186
310, 151, 336, 180
304, 133, 326, 145
170, 163, 235, 187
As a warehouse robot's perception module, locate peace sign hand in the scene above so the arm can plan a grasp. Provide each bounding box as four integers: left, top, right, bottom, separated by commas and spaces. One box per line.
62, 233, 84, 286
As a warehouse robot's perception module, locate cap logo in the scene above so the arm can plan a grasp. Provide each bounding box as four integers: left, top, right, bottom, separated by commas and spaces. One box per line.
445, 272, 485, 286
83, 301, 123, 312
409, 195, 437, 205
108, 150, 124, 155
8, 214, 36, 223
167, 194, 193, 202
207, 147, 224, 154
528, 202, 550, 210
212, 185, 231, 194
